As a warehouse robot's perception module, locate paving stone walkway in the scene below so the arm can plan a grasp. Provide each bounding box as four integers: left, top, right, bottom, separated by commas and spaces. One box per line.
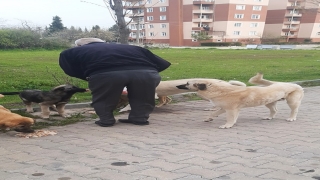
1, 86, 320, 180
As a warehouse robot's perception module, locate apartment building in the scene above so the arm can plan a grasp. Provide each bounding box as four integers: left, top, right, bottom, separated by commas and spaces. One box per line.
124, 0, 269, 46
264, 0, 320, 42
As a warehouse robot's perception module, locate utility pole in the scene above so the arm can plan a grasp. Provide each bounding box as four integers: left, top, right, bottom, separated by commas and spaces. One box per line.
136, 18, 140, 44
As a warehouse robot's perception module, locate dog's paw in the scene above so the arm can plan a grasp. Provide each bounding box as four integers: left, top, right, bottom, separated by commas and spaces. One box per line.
41, 116, 50, 119
219, 124, 234, 129
262, 117, 273, 120
286, 118, 296, 122
204, 118, 213, 122
62, 114, 71, 118
26, 110, 34, 113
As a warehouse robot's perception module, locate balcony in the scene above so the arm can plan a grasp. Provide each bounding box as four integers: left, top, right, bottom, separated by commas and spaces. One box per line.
285, 13, 302, 17
192, 27, 213, 31
124, 3, 144, 9
284, 20, 300, 25
193, 18, 213, 23
282, 26, 299, 31
193, 9, 214, 14
125, 12, 144, 18
193, 0, 215, 5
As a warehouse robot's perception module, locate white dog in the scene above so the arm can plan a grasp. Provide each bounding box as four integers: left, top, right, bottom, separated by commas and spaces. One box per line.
176, 73, 304, 129
119, 79, 246, 112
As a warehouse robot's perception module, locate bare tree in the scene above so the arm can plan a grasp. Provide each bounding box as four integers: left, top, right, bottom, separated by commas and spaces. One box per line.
82, 0, 149, 44
106, 0, 130, 44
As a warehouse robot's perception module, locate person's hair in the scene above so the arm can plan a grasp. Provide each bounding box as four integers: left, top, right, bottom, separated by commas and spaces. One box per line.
75, 38, 105, 46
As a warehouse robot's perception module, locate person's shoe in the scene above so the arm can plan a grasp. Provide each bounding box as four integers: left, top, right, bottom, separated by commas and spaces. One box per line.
118, 119, 149, 125
95, 121, 114, 127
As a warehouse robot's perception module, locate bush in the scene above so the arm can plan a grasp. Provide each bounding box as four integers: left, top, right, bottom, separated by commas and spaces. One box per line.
0, 28, 70, 49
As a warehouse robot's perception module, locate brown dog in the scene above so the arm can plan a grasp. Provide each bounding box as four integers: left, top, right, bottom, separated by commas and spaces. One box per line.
0, 94, 35, 132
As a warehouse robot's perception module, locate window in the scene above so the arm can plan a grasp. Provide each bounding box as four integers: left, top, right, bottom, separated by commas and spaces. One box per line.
149, 24, 154, 28
130, 32, 136, 37
161, 32, 167, 36
233, 31, 240, 35
160, 15, 166, 20
317, 32, 320, 35
290, 10, 299, 14
234, 23, 242, 27
236, 5, 245, 10
137, 9, 144, 14
253, 6, 262, 11
232, 39, 238, 42
146, 0, 152, 4
250, 23, 258, 27
160, 7, 166, 12
249, 31, 257, 36
139, 17, 144, 22
251, 14, 260, 19
234, 14, 244, 19
147, 16, 153, 21
199, 15, 210, 19
192, 39, 197, 42
201, 6, 210, 10
130, 24, 136, 30
254, 0, 262, 2
159, 0, 165, 2
147, 8, 153, 12
149, 32, 155, 36
161, 24, 166, 28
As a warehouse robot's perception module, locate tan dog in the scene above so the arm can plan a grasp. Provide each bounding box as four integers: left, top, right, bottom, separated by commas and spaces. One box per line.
119, 79, 246, 112
176, 73, 304, 129
0, 94, 35, 132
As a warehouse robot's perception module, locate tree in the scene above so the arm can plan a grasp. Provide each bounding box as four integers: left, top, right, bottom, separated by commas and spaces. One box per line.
191, 31, 212, 42
48, 16, 65, 34
91, 25, 101, 31
108, 24, 120, 42
82, 0, 147, 44
107, 0, 130, 44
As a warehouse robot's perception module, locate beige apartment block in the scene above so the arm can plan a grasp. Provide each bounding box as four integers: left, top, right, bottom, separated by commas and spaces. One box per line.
264, 0, 320, 42
124, 0, 268, 46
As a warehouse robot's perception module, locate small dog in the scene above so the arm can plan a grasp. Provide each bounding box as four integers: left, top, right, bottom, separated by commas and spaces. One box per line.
176, 73, 304, 129
1, 84, 89, 119
119, 79, 246, 112
0, 94, 35, 133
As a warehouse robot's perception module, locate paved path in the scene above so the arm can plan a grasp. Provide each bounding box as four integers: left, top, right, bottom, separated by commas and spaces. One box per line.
1, 86, 320, 180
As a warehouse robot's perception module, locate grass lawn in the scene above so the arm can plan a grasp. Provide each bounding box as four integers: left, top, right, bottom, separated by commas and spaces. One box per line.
1, 48, 320, 109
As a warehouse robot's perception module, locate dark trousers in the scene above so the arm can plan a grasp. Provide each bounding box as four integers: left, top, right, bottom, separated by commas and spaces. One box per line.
88, 70, 161, 125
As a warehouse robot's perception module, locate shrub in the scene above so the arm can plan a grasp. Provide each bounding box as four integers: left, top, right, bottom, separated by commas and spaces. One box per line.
0, 28, 70, 49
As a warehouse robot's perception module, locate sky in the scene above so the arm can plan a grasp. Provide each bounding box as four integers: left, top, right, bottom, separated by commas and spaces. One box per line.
0, 0, 117, 30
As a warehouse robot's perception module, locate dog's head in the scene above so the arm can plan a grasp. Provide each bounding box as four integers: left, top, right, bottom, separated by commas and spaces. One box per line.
14, 118, 35, 133
176, 80, 210, 91
53, 84, 88, 94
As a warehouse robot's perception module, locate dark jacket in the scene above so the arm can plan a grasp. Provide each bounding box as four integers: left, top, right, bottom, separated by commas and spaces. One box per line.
59, 42, 171, 80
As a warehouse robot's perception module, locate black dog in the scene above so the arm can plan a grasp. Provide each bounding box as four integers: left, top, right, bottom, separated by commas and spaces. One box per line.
1, 84, 88, 119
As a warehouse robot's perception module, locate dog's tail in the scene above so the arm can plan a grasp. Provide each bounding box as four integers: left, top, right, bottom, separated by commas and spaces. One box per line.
228, 80, 246, 87
249, 73, 275, 86
0, 92, 21, 95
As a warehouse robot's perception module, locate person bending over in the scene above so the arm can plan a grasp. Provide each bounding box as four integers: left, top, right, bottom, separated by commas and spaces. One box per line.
59, 38, 171, 127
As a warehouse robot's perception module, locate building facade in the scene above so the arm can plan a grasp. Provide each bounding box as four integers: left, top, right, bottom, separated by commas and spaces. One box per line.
124, 0, 320, 46
264, 0, 320, 42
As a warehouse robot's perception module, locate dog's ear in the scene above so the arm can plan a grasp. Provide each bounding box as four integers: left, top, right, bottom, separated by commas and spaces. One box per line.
195, 83, 207, 90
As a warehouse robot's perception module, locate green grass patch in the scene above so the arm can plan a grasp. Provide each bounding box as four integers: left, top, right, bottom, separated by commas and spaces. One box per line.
1, 48, 320, 109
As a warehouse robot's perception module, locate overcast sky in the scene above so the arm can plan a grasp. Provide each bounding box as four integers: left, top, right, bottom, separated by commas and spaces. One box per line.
0, 0, 116, 30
